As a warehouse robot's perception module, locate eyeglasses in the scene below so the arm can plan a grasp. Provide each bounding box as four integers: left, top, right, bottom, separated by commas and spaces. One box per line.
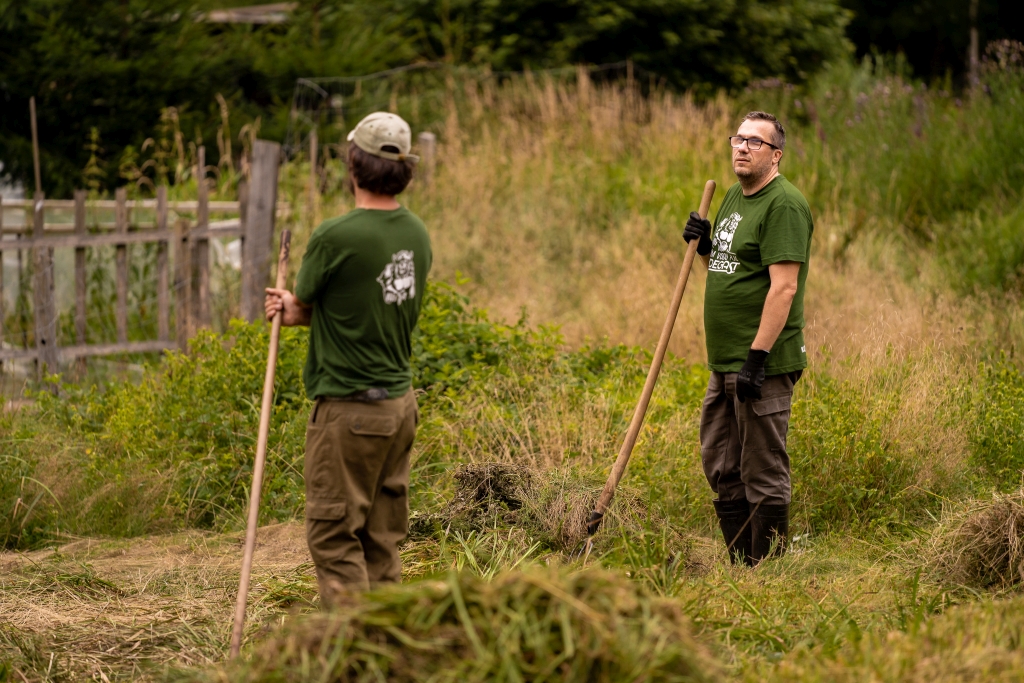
729, 136, 779, 151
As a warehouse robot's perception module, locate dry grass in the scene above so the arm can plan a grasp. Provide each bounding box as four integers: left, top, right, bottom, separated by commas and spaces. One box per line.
799, 246, 977, 485
299, 73, 985, 499
306, 74, 735, 360
0, 524, 317, 681
420, 369, 630, 472
415, 462, 651, 553
926, 489, 1024, 589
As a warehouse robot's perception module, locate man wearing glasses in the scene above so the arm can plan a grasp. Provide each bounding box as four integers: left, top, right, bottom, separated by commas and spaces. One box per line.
683, 111, 813, 567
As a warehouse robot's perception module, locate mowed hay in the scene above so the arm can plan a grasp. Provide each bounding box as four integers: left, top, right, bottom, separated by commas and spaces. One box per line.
531, 470, 647, 551
422, 463, 650, 552
927, 489, 1024, 588
192, 568, 718, 683
411, 463, 535, 538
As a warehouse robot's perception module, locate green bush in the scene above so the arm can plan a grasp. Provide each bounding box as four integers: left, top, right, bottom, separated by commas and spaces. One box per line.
0, 283, 639, 548
970, 358, 1024, 488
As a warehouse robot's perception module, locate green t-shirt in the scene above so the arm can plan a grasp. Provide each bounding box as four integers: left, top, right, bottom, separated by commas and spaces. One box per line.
704, 175, 813, 375
295, 206, 432, 399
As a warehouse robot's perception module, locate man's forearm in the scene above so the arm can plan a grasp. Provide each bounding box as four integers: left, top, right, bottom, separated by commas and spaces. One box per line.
751, 287, 795, 351
291, 306, 313, 327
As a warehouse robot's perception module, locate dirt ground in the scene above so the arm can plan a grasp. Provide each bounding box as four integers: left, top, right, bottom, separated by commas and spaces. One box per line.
0, 523, 316, 681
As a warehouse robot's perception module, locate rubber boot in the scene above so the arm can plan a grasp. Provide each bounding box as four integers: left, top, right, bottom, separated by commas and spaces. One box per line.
713, 498, 753, 567
750, 503, 789, 565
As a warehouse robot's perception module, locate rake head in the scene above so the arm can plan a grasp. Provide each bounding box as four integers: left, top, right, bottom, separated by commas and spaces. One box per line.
570, 511, 605, 564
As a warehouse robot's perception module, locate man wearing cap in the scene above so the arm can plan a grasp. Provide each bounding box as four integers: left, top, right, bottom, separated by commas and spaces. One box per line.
265, 112, 431, 602
683, 111, 812, 567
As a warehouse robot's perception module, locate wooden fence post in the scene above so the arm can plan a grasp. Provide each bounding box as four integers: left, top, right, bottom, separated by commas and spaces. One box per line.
174, 218, 191, 350
417, 132, 436, 187
115, 187, 128, 344
194, 146, 211, 331
307, 128, 318, 222
32, 191, 58, 377
238, 181, 249, 240
241, 140, 281, 323
156, 186, 170, 342
74, 190, 87, 347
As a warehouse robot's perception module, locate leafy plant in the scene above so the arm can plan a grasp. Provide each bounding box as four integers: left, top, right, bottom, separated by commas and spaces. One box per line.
970, 358, 1024, 487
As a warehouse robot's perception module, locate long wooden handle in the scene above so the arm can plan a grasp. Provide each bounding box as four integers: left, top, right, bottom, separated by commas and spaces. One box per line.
229, 229, 291, 657
587, 180, 716, 534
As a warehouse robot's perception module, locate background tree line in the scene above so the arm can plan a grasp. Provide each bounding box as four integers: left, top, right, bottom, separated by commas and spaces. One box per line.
0, 0, 1019, 196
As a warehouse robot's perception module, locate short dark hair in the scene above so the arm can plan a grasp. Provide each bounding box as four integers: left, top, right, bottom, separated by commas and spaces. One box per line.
742, 111, 786, 151
345, 144, 415, 196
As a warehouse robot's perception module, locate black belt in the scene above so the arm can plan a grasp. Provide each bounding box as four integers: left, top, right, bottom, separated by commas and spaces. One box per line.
320, 388, 389, 403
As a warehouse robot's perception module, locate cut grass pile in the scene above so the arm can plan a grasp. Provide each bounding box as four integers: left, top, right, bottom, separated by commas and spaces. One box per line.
179, 569, 718, 683
414, 462, 649, 553
927, 488, 1024, 589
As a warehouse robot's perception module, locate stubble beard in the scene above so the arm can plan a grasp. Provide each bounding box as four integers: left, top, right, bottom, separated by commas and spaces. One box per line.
733, 156, 770, 184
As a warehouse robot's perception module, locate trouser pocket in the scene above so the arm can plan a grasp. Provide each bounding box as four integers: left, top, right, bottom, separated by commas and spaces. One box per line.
306, 500, 347, 520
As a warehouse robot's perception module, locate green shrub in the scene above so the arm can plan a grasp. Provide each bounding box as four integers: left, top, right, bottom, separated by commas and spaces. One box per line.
970, 359, 1024, 488
0, 283, 640, 548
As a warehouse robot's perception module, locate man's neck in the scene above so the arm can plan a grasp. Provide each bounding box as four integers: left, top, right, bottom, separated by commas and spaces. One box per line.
354, 186, 400, 210
739, 167, 780, 196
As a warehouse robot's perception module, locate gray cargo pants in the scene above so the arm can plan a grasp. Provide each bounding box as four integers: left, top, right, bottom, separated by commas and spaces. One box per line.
699, 371, 800, 506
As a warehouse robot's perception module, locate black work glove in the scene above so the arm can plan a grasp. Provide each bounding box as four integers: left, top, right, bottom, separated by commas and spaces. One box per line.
683, 211, 713, 256
736, 349, 769, 403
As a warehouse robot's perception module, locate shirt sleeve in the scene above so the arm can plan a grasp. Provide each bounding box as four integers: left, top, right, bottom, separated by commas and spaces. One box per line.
759, 200, 810, 265
294, 233, 329, 304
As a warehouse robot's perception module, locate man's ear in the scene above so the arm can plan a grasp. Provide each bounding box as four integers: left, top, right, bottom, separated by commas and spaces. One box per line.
773, 149, 783, 166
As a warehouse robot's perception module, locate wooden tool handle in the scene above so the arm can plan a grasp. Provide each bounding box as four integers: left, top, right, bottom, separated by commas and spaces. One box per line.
588, 180, 716, 533
229, 229, 291, 657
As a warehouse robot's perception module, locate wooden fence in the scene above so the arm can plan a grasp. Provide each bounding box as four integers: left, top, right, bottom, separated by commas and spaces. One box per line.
0, 140, 282, 372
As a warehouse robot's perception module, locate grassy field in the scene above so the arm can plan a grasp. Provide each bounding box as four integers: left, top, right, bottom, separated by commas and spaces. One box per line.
4, 56, 1024, 681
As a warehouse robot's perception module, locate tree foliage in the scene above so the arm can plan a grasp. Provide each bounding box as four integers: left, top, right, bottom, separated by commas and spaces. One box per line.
396, 0, 852, 92
4, 0, 1022, 195
0, 0, 244, 197
0, 0, 408, 196
841, 0, 1024, 82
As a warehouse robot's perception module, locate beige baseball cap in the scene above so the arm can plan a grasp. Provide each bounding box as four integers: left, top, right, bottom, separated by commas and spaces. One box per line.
347, 112, 420, 163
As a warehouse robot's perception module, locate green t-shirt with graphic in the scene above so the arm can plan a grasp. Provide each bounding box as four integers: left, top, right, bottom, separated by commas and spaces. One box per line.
704, 175, 812, 375
295, 206, 432, 399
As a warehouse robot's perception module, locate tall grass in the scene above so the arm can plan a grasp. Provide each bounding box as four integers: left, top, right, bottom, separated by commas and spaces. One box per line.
3, 58, 1024, 547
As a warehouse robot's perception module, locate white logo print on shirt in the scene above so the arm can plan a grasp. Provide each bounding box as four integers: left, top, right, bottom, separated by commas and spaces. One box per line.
708, 212, 743, 274
377, 251, 416, 304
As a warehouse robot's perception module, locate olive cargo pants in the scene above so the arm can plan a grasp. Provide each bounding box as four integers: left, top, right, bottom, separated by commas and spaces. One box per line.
304, 390, 418, 603
699, 371, 799, 506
